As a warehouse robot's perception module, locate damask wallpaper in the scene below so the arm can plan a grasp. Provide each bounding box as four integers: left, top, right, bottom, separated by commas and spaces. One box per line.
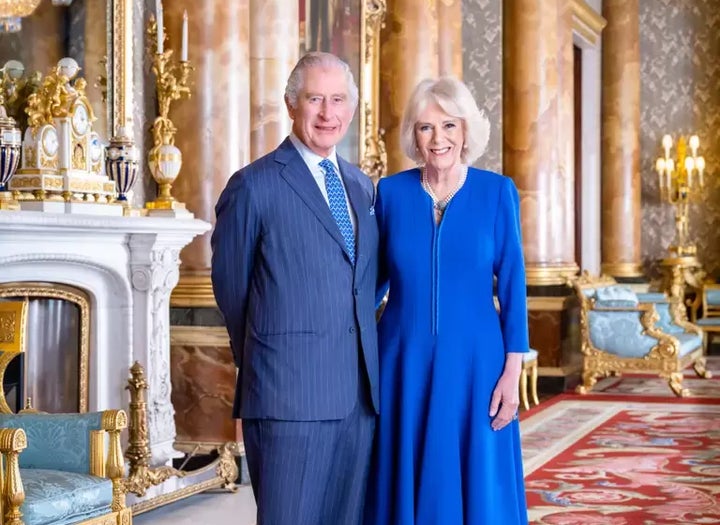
462, 0, 503, 174
639, 0, 720, 276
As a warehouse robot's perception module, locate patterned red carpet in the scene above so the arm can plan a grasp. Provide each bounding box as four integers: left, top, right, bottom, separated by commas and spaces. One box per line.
521, 383, 720, 523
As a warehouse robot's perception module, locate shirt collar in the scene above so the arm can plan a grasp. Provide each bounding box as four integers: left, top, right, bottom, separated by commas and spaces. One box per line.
289, 133, 340, 172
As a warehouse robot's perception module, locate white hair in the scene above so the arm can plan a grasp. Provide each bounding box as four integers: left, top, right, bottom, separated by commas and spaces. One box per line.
400, 77, 490, 165
284, 52, 359, 109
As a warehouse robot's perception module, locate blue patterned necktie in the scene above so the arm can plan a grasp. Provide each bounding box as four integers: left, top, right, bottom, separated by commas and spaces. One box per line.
320, 158, 355, 264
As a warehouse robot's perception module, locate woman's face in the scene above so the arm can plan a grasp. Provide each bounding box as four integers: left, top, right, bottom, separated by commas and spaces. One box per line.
414, 102, 464, 173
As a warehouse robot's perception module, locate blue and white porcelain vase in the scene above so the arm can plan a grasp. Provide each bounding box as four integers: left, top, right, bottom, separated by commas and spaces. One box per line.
0, 105, 21, 193
105, 139, 140, 202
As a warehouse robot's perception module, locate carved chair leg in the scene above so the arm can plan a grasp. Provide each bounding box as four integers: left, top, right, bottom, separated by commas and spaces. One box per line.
576, 369, 597, 395
668, 372, 689, 397
519, 368, 529, 410
530, 363, 539, 406
693, 357, 713, 379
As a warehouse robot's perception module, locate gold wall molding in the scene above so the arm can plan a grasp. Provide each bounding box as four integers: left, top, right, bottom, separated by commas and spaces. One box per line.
109, 0, 134, 141
170, 271, 216, 308
571, 0, 607, 45
359, 0, 387, 181
0, 282, 90, 413
170, 326, 229, 346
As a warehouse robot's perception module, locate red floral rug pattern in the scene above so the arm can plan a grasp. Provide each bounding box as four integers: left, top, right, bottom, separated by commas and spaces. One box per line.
521, 399, 720, 524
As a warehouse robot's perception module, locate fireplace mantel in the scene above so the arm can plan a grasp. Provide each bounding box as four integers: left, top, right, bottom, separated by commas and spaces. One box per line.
0, 211, 211, 465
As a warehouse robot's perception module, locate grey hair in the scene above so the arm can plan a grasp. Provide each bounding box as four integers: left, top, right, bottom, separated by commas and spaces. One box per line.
284, 52, 359, 109
400, 77, 490, 165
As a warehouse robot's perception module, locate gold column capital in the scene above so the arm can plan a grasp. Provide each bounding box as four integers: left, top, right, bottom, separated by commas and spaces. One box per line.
525, 263, 579, 286
170, 270, 216, 308
600, 262, 644, 278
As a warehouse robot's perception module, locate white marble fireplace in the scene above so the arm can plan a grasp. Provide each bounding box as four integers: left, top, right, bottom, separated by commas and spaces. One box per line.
0, 210, 210, 465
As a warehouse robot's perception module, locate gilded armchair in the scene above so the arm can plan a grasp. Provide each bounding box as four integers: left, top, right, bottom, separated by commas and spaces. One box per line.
572, 273, 709, 396
0, 300, 131, 525
691, 283, 720, 350
0, 411, 131, 525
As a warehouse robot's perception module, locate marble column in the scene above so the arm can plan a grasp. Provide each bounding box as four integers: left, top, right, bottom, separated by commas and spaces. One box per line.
601, 0, 643, 278
249, 0, 298, 159
503, 0, 578, 285
437, 0, 463, 79
162, 1, 251, 306
380, 0, 439, 174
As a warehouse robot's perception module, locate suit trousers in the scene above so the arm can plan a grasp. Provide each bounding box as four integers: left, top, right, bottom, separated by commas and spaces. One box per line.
243, 376, 376, 525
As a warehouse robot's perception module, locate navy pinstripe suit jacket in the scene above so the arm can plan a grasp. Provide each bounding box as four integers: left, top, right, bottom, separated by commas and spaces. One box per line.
211, 137, 380, 421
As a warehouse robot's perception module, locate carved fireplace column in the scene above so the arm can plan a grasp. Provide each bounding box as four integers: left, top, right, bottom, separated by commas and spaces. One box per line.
163, 1, 251, 307
503, 0, 578, 286
249, 0, 298, 159
600, 0, 643, 278
380, 0, 439, 175
129, 228, 210, 466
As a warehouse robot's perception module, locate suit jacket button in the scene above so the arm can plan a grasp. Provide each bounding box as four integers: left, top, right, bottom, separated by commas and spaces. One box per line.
349, 327, 356, 334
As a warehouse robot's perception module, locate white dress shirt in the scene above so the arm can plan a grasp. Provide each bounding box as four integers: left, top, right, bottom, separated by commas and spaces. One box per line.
289, 133, 357, 236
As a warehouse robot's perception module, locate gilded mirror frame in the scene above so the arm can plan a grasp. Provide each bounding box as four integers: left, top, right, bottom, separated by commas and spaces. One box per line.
108, 0, 134, 142
0, 283, 90, 414
358, 0, 387, 181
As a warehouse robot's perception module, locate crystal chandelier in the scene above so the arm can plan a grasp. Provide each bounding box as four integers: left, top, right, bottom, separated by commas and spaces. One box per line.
0, 0, 42, 33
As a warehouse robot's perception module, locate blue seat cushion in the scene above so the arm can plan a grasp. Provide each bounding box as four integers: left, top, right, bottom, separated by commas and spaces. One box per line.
696, 317, 720, 326
523, 349, 538, 363
706, 289, 720, 305
595, 285, 639, 308
20, 469, 113, 525
636, 292, 668, 303
675, 333, 703, 356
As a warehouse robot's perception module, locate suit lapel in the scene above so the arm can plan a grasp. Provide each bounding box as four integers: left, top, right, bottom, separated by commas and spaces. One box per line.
276, 139, 349, 259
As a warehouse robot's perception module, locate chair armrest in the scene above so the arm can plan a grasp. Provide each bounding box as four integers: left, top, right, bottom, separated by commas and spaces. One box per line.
0, 428, 26, 525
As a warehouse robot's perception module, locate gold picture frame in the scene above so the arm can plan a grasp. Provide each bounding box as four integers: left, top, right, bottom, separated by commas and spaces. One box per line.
301, 0, 386, 180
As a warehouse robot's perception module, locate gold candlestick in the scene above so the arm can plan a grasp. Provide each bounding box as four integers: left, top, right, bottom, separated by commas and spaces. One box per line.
145, 14, 194, 215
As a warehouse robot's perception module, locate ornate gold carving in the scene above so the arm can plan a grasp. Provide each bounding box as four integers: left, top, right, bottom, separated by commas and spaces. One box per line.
0, 428, 26, 525
359, 0, 387, 180
25, 66, 93, 129
0, 283, 90, 413
123, 362, 184, 496
216, 441, 240, 491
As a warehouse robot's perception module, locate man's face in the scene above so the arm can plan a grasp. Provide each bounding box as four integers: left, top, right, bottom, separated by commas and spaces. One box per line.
286, 66, 355, 158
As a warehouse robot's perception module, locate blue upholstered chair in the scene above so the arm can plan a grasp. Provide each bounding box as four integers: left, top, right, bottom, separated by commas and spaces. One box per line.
572, 273, 709, 396
691, 283, 720, 350
0, 410, 131, 525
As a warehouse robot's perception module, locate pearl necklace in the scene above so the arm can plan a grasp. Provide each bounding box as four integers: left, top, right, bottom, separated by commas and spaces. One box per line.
421, 164, 468, 222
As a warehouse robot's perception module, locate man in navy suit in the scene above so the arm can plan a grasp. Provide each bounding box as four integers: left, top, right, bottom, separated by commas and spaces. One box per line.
211, 52, 379, 525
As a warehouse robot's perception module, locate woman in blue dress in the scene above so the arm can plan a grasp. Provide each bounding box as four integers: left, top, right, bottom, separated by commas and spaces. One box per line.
365, 77, 529, 525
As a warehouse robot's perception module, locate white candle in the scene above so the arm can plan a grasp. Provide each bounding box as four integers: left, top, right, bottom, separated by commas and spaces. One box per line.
156, 0, 164, 54
181, 10, 188, 62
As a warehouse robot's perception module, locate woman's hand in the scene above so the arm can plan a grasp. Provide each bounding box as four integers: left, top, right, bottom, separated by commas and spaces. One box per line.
489, 352, 523, 431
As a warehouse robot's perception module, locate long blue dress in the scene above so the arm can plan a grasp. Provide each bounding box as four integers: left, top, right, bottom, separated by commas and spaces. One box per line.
365, 167, 529, 525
